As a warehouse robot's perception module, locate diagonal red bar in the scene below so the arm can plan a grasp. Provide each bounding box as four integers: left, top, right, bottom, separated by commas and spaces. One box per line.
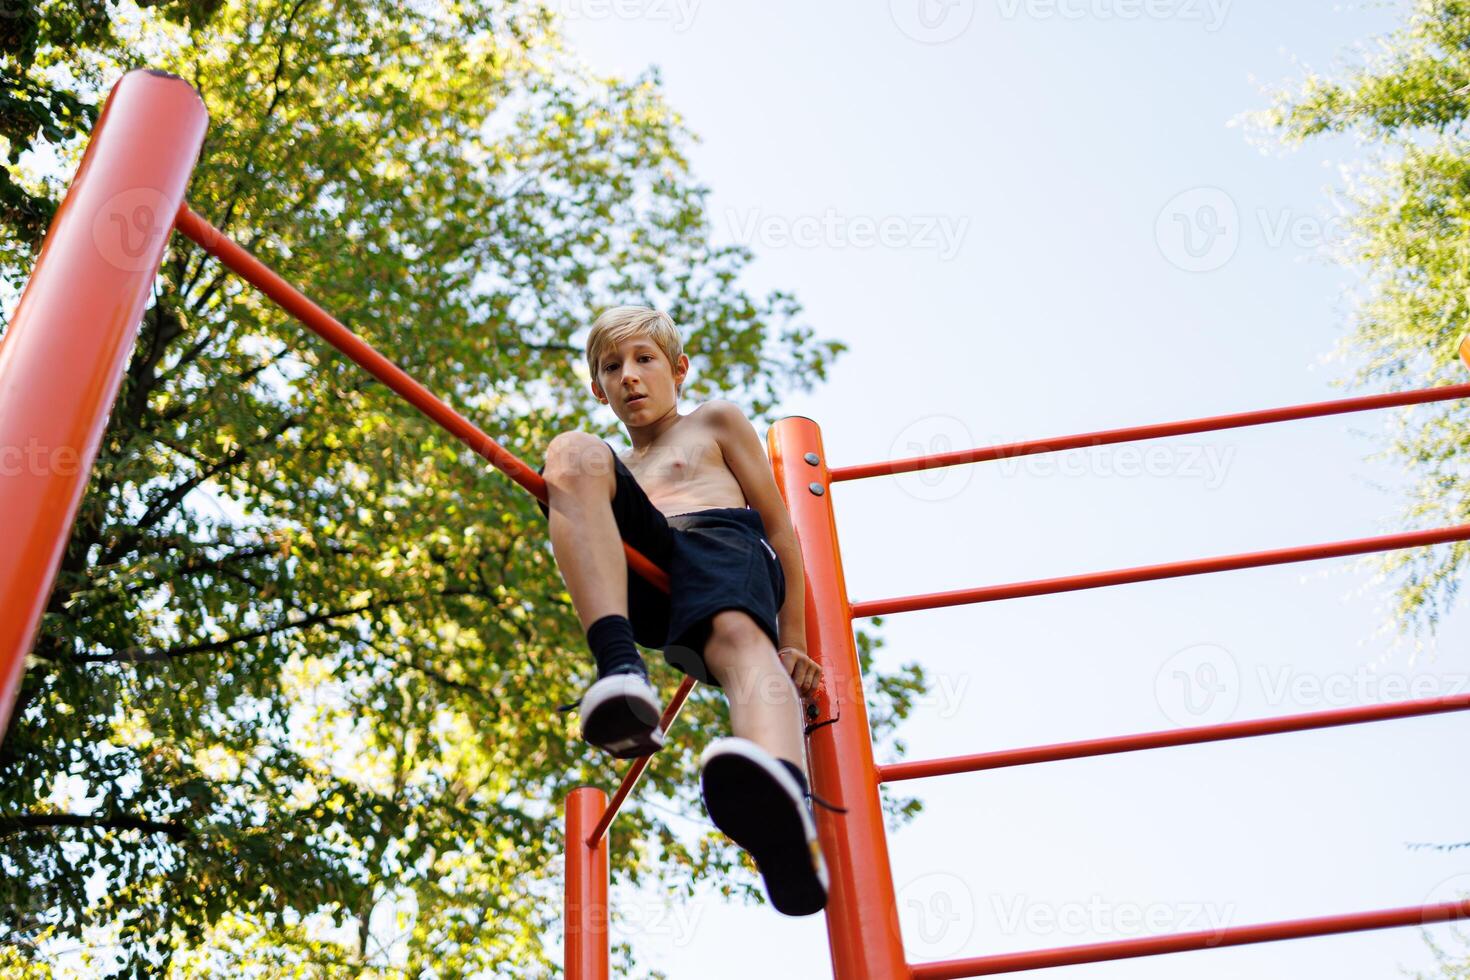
908, 899, 1470, 978
174, 205, 682, 840
830, 382, 1470, 483
174, 206, 669, 590
878, 692, 1470, 782
851, 523, 1470, 619
586, 675, 696, 847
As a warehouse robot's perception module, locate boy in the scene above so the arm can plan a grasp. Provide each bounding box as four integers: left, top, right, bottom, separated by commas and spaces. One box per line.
537, 306, 829, 916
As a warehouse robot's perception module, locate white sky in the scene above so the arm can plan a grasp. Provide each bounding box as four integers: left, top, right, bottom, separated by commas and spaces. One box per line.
558, 1, 1470, 977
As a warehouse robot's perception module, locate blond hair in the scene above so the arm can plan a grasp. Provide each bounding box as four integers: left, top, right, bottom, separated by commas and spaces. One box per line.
585, 306, 686, 398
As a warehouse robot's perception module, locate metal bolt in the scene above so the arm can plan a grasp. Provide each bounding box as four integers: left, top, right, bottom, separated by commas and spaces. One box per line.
805, 702, 819, 720
808, 482, 825, 496
803, 452, 819, 466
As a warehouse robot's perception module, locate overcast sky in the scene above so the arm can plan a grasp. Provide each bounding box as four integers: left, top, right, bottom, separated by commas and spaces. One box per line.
557, 2, 1470, 978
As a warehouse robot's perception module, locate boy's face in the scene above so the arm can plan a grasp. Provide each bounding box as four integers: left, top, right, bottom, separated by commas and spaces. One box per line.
592, 334, 689, 424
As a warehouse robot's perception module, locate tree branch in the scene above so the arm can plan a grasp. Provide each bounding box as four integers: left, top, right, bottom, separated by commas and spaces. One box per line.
79, 586, 497, 665
0, 813, 190, 841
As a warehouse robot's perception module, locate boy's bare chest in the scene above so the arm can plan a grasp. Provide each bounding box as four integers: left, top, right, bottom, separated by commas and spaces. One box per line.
620, 427, 748, 516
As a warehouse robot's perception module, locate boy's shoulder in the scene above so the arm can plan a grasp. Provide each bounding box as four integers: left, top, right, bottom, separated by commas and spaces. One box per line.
619, 399, 749, 460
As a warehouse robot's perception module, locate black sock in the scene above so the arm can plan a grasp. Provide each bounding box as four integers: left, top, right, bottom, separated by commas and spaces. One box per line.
779, 759, 809, 797
586, 614, 645, 679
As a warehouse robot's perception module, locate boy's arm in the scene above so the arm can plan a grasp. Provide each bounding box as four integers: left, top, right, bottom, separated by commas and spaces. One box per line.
705, 400, 820, 693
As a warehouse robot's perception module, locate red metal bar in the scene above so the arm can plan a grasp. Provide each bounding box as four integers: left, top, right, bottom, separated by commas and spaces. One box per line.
0, 70, 208, 736
772, 419, 908, 980
830, 382, 1470, 483
852, 523, 1470, 619
909, 899, 1470, 978
172, 208, 674, 594
564, 786, 610, 980
175, 207, 691, 847
586, 675, 696, 847
879, 692, 1470, 782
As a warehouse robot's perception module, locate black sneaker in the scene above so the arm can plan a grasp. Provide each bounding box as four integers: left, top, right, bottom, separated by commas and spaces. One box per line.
699, 737, 829, 916
574, 668, 665, 759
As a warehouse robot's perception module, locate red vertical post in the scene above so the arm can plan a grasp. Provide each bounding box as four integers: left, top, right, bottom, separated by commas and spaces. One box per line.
564, 786, 610, 980
0, 69, 207, 736
770, 418, 908, 979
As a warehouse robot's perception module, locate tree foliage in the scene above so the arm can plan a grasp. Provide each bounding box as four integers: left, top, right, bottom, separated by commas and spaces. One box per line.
1256, 0, 1470, 636
0, 2, 924, 975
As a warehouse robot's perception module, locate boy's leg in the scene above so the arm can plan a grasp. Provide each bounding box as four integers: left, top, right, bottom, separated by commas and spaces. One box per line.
542, 432, 663, 758
699, 610, 827, 916
702, 610, 805, 772
542, 432, 627, 631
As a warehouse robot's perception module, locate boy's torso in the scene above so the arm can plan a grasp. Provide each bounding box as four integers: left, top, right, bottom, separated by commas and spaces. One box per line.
619, 403, 749, 518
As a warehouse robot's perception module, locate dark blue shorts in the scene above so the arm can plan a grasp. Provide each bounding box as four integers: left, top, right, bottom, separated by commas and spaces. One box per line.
538, 441, 786, 688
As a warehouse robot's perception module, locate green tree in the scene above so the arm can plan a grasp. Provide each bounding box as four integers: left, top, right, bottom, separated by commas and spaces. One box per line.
0, 2, 925, 975
1258, 0, 1470, 635
1257, 1, 1470, 974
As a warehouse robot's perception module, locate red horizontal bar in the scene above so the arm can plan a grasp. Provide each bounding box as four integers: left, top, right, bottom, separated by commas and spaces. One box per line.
878, 692, 1470, 782
909, 899, 1470, 978
587, 675, 697, 847
831, 382, 1470, 483
852, 523, 1470, 619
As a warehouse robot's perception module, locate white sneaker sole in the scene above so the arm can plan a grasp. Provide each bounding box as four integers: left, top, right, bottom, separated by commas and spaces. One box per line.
580, 673, 665, 759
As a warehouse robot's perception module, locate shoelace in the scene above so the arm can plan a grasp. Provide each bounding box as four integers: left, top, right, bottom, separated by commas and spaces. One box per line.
806, 789, 847, 814
556, 668, 653, 714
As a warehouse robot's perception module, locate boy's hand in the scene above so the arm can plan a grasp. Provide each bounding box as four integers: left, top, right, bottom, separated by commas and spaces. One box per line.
778, 646, 822, 697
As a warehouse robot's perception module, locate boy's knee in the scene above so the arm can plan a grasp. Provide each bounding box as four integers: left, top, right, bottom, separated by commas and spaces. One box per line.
707, 609, 771, 651
543, 431, 615, 487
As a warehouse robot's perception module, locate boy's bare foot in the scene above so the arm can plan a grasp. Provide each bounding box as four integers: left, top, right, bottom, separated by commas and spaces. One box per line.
699, 737, 828, 916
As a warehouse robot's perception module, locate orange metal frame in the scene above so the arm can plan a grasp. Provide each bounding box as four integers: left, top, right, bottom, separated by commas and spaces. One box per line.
4, 69, 1470, 978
